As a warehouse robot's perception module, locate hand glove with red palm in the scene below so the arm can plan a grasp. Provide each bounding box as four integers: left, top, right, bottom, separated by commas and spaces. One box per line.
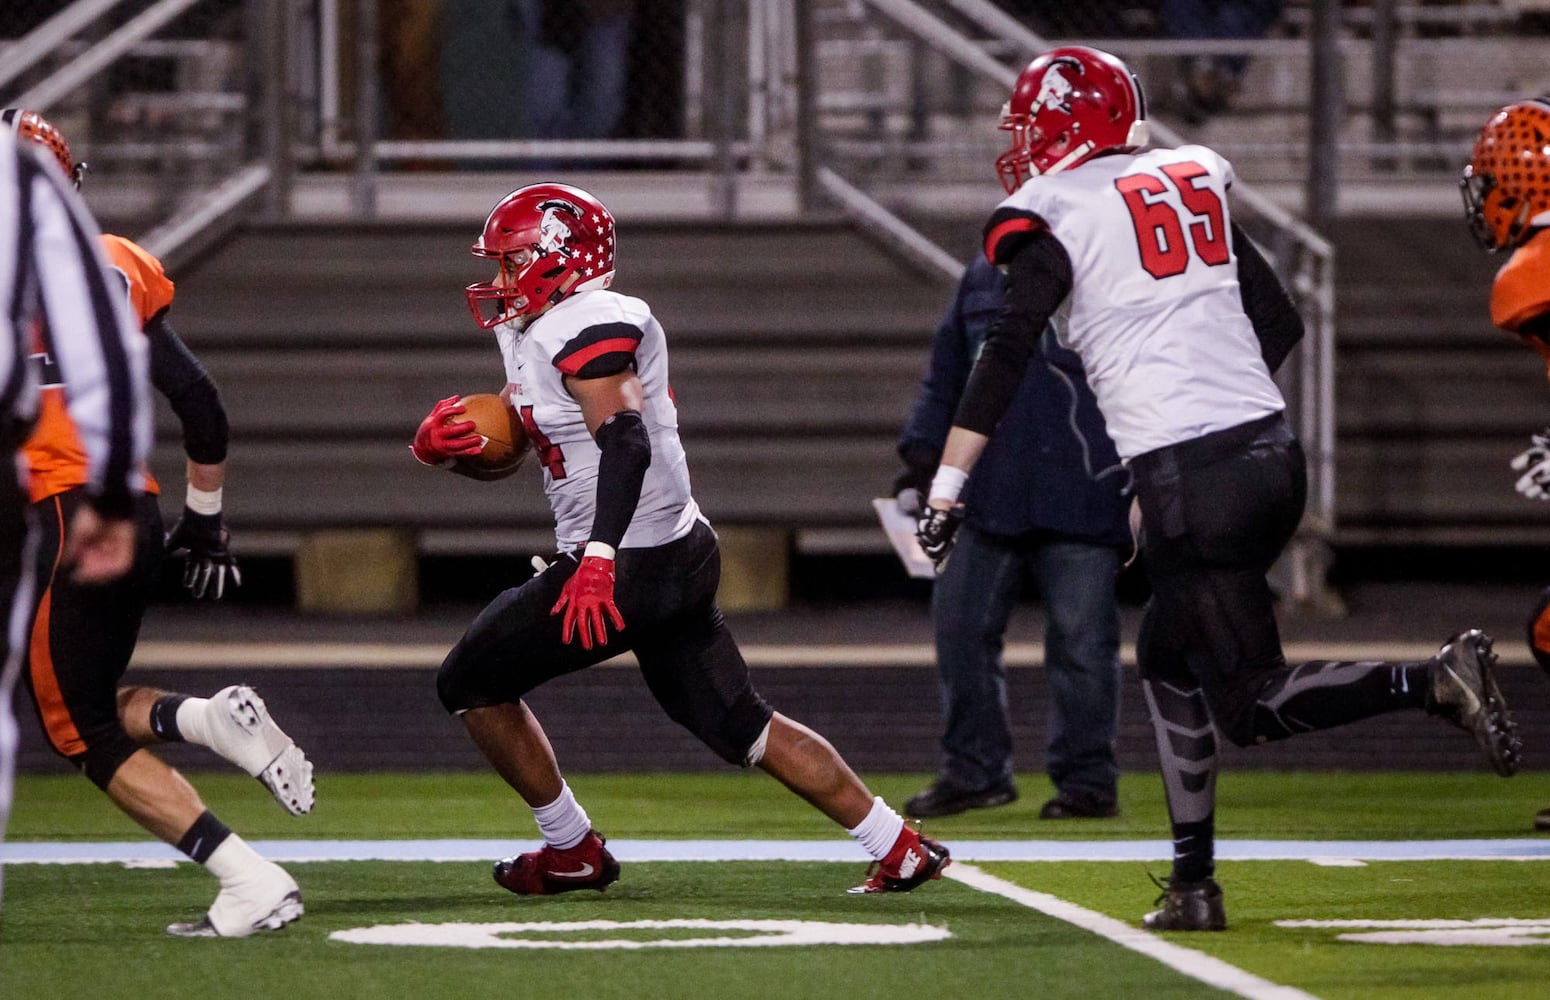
551, 555, 626, 650
411, 395, 485, 466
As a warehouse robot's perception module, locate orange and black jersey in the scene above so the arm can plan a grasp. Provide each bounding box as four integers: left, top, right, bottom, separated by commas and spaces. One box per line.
23, 234, 227, 502
1493, 228, 1550, 379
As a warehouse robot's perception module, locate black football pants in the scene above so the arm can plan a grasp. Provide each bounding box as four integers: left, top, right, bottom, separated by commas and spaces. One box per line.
1132, 412, 1430, 749
438, 519, 774, 766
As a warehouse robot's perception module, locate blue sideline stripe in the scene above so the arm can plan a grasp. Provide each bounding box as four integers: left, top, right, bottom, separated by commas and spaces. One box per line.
5, 838, 1550, 865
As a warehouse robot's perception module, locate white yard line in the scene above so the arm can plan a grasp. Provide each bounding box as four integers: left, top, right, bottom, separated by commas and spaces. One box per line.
127, 640, 1498, 670
946, 864, 1320, 1000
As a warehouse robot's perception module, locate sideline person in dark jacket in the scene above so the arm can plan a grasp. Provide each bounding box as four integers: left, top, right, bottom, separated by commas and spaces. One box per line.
894, 254, 1131, 820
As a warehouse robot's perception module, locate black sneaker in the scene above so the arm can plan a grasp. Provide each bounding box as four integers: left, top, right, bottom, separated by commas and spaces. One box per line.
904, 780, 1017, 819
1038, 789, 1119, 820
1142, 876, 1226, 932
1425, 629, 1522, 777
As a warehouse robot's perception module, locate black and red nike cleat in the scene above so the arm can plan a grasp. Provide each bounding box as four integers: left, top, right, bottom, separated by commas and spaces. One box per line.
848, 824, 951, 894
493, 829, 621, 896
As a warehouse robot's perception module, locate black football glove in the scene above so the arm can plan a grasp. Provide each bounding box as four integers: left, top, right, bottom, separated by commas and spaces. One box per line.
915, 505, 965, 571
164, 508, 242, 600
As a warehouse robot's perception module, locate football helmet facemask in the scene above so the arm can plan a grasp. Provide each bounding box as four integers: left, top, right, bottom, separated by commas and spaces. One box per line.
1461, 98, 1550, 253
2, 108, 87, 189
995, 46, 1150, 194
466, 182, 616, 330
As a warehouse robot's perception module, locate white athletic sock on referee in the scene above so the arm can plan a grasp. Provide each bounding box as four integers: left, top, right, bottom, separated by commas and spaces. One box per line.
847, 796, 905, 860
532, 781, 591, 850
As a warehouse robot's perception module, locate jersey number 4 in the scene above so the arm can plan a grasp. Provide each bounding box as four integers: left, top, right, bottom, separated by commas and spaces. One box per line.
518, 405, 568, 479
1114, 161, 1229, 279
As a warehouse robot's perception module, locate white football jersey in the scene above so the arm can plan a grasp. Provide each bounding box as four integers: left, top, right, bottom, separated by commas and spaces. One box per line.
494, 289, 701, 551
995, 144, 1284, 460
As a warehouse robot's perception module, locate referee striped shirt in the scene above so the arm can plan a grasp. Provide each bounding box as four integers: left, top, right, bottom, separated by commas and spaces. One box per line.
0, 132, 148, 515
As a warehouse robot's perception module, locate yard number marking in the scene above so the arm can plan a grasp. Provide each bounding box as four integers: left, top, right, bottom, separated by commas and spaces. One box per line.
331, 918, 951, 950
1278, 918, 1550, 946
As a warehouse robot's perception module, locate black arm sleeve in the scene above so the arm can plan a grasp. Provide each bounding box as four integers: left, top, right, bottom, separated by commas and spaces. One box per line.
589, 409, 651, 551
1233, 224, 1305, 375
953, 230, 1074, 436
147, 310, 228, 464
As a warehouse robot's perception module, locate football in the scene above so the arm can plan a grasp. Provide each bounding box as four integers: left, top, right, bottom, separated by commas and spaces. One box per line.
451, 393, 528, 479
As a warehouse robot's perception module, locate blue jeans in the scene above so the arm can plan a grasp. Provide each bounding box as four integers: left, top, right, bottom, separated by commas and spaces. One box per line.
514, 0, 632, 140
930, 523, 1122, 800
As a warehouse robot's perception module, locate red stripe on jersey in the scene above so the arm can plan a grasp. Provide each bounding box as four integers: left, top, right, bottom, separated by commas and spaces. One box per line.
556, 337, 639, 376
984, 216, 1043, 264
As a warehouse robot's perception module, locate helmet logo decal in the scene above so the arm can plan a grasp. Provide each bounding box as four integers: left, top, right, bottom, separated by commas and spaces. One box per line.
536, 199, 583, 259
1034, 57, 1082, 116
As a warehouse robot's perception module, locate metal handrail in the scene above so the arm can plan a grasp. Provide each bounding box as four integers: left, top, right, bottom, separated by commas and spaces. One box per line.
0, 0, 129, 94
138, 163, 271, 268
818, 168, 966, 282
13, 0, 207, 111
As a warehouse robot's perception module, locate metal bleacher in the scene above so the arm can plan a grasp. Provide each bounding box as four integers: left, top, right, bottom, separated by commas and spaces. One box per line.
8, 0, 1550, 611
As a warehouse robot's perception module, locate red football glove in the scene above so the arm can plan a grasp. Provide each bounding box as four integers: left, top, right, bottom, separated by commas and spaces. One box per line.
551, 555, 626, 650
411, 395, 484, 466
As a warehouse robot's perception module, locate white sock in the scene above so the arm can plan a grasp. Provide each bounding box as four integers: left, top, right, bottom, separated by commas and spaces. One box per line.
204, 834, 267, 886
847, 796, 905, 861
532, 781, 591, 850
175, 697, 214, 748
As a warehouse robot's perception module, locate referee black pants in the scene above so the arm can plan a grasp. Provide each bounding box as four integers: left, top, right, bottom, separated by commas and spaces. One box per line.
0, 456, 35, 910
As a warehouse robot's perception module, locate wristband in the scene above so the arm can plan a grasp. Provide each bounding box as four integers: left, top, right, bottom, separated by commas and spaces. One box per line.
186, 483, 223, 515
582, 541, 617, 560
928, 466, 969, 505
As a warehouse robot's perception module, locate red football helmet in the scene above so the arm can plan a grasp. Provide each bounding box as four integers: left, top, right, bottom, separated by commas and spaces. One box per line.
995, 46, 1150, 193
2, 108, 87, 188
465, 183, 617, 329
1461, 98, 1550, 252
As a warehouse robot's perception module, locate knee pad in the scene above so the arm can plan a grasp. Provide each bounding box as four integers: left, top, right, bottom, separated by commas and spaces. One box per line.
437, 651, 496, 715
70, 722, 141, 790
667, 688, 774, 767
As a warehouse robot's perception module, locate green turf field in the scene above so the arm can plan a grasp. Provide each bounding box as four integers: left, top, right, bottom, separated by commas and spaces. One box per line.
3, 771, 1548, 999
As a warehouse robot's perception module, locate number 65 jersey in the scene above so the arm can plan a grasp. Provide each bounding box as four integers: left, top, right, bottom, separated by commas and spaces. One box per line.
495, 289, 702, 552
988, 144, 1284, 461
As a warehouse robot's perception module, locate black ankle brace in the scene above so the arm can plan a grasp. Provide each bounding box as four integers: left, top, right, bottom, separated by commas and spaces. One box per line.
148, 694, 191, 742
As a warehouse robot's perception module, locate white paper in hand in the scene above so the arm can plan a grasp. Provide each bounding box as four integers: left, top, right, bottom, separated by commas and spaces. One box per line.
872, 498, 937, 580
